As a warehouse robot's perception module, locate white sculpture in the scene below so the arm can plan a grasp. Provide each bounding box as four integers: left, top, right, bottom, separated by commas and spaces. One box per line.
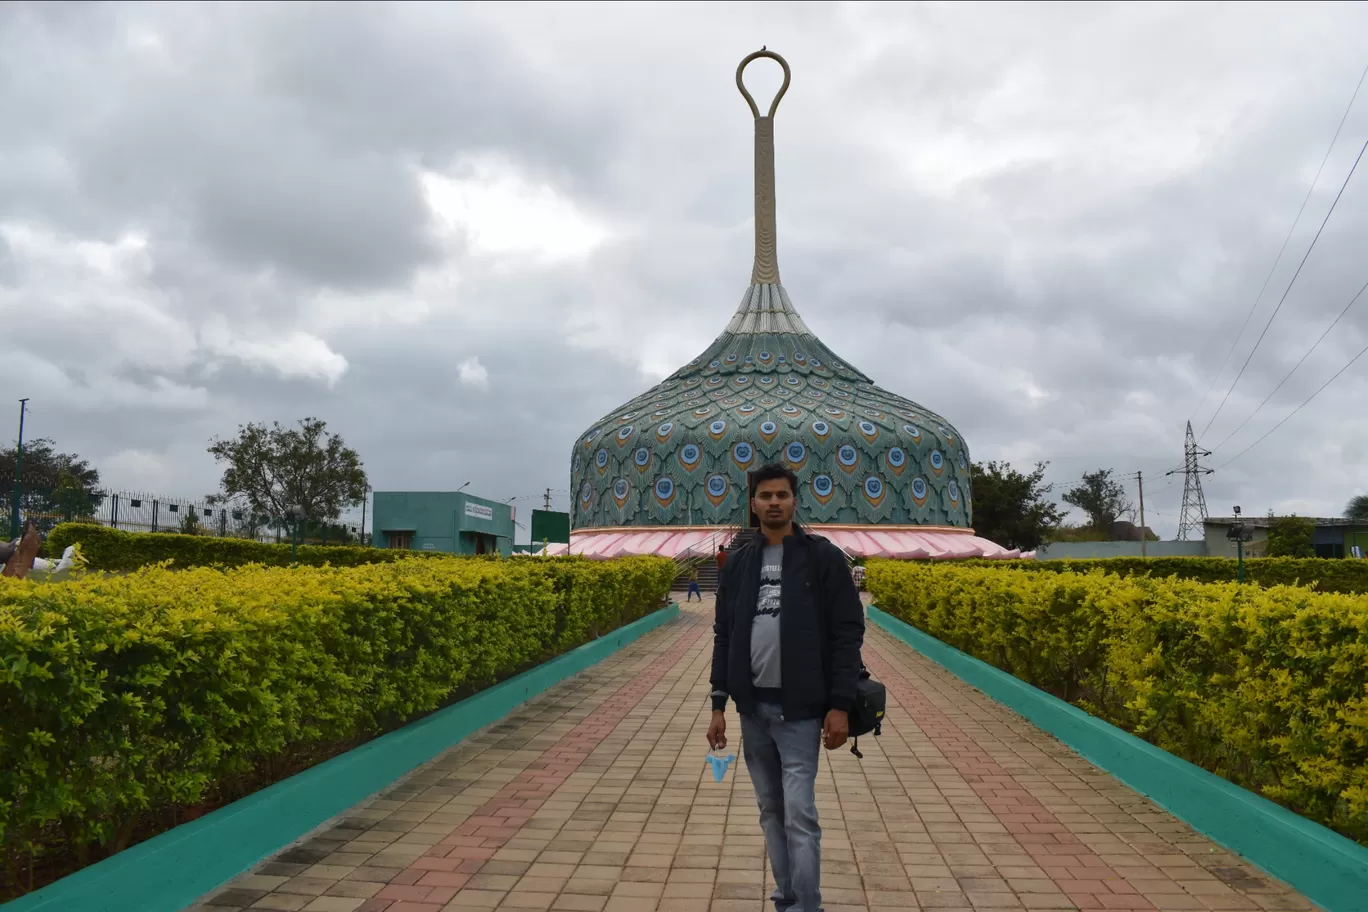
31, 545, 78, 580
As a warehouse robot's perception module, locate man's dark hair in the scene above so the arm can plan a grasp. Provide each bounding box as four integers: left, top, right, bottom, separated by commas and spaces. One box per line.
751, 462, 798, 496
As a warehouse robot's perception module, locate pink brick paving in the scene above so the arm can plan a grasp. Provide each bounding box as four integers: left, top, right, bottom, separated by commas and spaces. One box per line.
191, 599, 1317, 912
364, 618, 707, 912
863, 645, 1156, 912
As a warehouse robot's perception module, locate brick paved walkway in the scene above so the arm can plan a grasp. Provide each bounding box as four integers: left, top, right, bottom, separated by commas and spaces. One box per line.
187, 599, 1318, 912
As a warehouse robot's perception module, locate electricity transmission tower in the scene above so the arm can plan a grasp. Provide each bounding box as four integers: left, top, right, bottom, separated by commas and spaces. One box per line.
1167, 421, 1213, 540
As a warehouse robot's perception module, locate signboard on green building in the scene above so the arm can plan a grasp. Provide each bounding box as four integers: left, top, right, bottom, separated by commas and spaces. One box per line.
530, 510, 570, 545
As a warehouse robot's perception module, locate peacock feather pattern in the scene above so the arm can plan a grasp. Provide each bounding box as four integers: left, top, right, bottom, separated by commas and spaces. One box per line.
570, 283, 974, 530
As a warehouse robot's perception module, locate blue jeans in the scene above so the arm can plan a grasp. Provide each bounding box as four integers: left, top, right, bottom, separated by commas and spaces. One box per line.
741, 700, 822, 912
687, 582, 702, 600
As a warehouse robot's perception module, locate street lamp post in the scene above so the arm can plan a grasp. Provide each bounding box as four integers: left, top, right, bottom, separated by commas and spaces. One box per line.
1227, 505, 1253, 583
10, 399, 28, 540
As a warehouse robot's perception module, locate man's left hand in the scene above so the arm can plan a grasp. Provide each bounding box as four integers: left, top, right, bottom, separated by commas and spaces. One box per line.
822, 709, 849, 750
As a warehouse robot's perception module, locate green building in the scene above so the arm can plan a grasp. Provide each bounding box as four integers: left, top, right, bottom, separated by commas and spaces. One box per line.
371, 491, 514, 555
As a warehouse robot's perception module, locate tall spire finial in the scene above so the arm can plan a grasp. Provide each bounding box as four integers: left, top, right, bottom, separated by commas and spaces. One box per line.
736, 49, 790, 286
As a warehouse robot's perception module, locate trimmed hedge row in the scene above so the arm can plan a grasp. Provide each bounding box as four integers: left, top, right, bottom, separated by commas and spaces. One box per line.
867, 560, 1368, 844
44, 522, 459, 572
964, 555, 1368, 595
0, 554, 676, 892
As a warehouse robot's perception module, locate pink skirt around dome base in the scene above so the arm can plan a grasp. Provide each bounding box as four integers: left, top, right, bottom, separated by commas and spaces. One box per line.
531, 527, 1030, 561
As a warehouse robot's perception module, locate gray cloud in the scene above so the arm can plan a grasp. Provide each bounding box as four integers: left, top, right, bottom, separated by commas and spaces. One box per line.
3, 1, 1368, 539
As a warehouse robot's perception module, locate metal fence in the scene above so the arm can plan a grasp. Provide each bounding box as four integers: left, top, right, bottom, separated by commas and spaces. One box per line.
0, 470, 364, 544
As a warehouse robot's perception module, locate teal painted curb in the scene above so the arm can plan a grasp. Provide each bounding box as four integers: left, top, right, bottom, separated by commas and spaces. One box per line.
3, 604, 681, 912
869, 605, 1368, 912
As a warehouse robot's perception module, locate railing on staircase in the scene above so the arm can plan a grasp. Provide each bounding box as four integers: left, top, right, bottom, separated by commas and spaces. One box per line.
668, 526, 865, 593
671, 525, 740, 592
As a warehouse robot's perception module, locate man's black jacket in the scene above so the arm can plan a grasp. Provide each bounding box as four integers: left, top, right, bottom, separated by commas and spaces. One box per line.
710, 523, 865, 721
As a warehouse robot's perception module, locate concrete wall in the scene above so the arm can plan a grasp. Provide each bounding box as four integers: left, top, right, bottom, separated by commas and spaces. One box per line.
1034, 540, 1208, 560
1203, 525, 1268, 559
453, 493, 515, 544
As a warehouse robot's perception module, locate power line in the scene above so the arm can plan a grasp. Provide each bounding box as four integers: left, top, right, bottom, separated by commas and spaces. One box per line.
1218, 335, 1368, 470
1200, 132, 1368, 441
1188, 58, 1368, 429
1047, 461, 1185, 494
1209, 275, 1368, 454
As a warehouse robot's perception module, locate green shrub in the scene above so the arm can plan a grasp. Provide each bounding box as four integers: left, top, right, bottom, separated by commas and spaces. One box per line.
1267, 515, 1316, 557
962, 554, 1368, 595
44, 522, 460, 571
0, 553, 676, 892
867, 560, 1368, 844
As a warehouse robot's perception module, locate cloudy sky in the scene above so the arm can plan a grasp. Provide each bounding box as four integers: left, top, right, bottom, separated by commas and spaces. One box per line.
3, 1, 1368, 541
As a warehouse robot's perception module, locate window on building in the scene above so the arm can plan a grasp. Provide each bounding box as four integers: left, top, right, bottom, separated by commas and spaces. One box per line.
386, 530, 414, 550
1314, 543, 1345, 559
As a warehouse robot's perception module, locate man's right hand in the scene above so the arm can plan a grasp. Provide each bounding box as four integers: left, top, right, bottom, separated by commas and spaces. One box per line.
707, 711, 727, 750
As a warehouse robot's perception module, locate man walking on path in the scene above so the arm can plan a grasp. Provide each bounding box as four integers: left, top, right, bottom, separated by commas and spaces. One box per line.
705, 463, 866, 912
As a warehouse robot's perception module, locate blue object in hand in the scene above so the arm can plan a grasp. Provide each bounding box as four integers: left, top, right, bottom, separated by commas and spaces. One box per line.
706, 752, 735, 782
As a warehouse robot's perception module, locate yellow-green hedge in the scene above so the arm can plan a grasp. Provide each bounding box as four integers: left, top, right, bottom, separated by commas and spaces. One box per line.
44, 522, 460, 572
962, 555, 1368, 595
0, 554, 676, 881
867, 560, 1368, 843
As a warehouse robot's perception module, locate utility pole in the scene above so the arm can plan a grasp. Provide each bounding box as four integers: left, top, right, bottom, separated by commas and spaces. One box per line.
1135, 470, 1147, 558
11, 399, 28, 540
360, 486, 370, 548
541, 488, 554, 557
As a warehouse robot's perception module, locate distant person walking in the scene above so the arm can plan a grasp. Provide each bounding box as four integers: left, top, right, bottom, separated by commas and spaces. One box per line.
715, 546, 727, 591
686, 565, 703, 602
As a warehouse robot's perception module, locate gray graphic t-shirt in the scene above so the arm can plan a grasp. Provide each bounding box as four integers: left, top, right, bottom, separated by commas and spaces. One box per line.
751, 543, 783, 688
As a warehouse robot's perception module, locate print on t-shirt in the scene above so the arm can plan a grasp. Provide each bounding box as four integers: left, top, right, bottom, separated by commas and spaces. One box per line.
751, 543, 783, 689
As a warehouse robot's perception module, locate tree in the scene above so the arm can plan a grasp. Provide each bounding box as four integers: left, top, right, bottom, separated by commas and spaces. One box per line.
970, 460, 1064, 551
1266, 514, 1315, 558
0, 438, 101, 490
179, 509, 203, 536
1347, 494, 1368, 523
1348, 494, 1368, 558
1046, 523, 1111, 544
208, 418, 368, 525
0, 437, 104, 523
1061, 469, 1133, 535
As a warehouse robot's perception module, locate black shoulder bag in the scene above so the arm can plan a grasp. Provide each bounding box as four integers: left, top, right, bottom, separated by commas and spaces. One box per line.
848, 664, 886, 759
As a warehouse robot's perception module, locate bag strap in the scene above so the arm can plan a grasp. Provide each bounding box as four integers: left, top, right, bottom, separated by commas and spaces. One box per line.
807, 537, 821, 597
809, 541, 827, 645
809, 538, 871, 680
812, 538, 870, 762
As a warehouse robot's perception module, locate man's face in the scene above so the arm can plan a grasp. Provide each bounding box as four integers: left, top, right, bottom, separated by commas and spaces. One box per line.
753, 478, 796, 530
